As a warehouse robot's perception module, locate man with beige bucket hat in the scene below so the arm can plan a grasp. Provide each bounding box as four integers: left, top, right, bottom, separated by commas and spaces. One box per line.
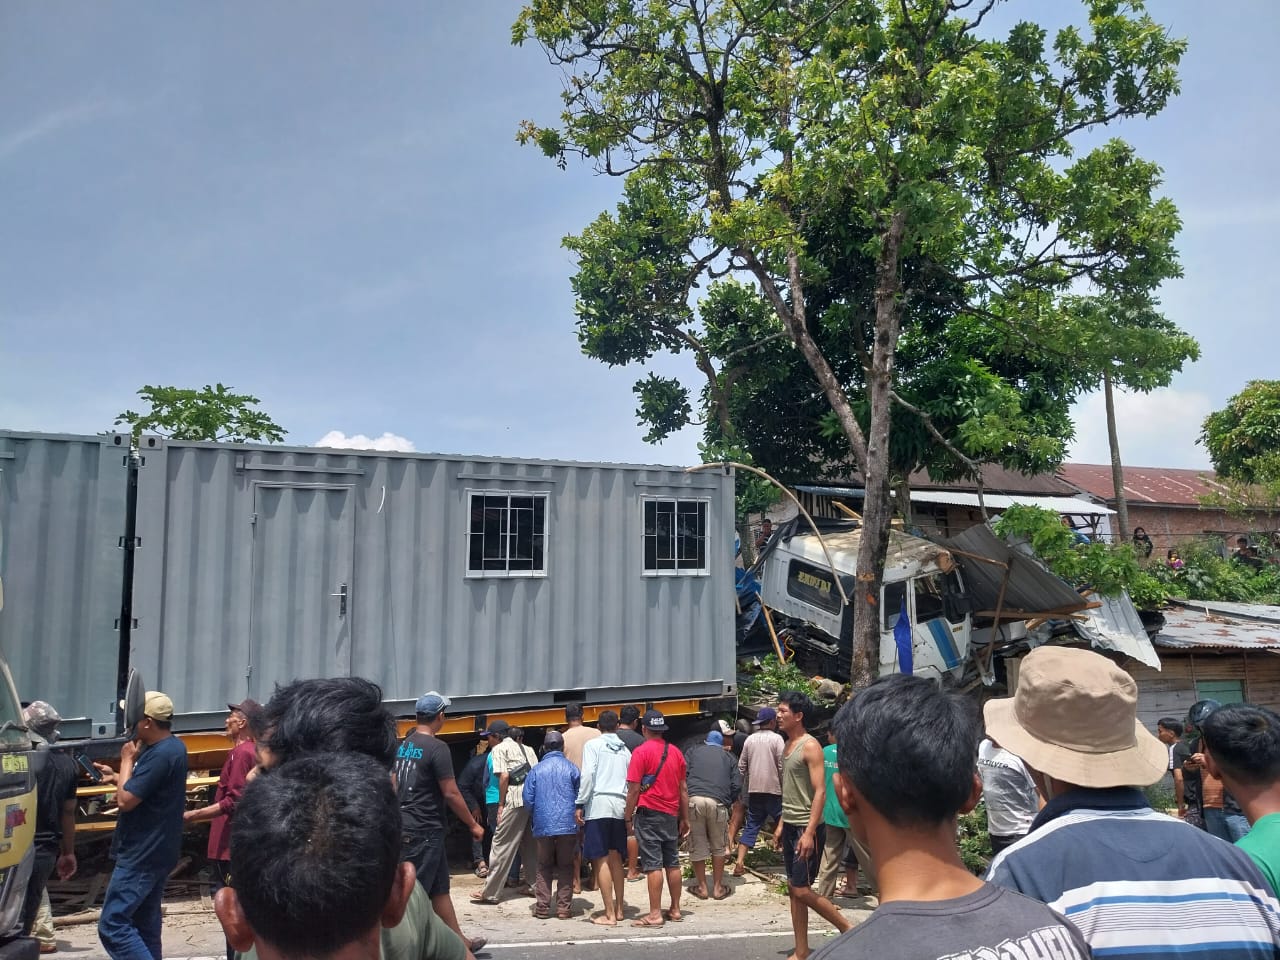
984, 647, 1280, 959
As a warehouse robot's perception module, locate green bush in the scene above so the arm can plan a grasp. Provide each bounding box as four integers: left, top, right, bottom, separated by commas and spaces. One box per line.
741, 653, 813, 704
1149, 542, 1280, 605
992, 505, 1169, 609
957, 804, 992, 875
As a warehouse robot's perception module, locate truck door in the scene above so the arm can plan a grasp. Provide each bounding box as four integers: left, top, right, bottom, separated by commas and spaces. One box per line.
248, 483, 355, 701
911, 571, 969, 677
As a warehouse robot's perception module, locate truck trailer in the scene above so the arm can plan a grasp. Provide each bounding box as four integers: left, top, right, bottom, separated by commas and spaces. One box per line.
0, 430, 738, 767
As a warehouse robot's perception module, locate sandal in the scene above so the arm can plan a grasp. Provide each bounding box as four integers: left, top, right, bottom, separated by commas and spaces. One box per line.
474, 862, 489, 879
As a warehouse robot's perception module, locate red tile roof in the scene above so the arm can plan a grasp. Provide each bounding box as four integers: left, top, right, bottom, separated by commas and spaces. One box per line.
1057, 463, 1227, 507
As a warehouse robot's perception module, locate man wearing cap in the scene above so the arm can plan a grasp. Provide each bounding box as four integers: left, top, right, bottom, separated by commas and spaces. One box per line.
20, 702, 78, 953
472, 720, 539, 904
984, 647, 1280, 959
624, 709, 689, 927
183, 699, 261, 960
394, 692, 487, 953
733, 706, 784, 878
94, 691, 189, 960
684, 728, 739, 902
523, 731, 581, 919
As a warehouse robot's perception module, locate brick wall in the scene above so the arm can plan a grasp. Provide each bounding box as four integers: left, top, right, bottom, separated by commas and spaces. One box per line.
1126, 504, 1271, 559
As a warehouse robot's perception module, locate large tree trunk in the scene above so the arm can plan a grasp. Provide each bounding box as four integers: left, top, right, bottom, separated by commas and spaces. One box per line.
851, 212, 907, 687
1104, 368, 1130, 543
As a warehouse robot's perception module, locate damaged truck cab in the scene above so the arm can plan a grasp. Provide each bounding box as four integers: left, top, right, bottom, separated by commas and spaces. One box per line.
753, 521, 975, 682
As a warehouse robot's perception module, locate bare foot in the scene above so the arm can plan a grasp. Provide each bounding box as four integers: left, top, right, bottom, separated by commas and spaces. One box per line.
632, 915, 665, 928
712, 885, 729, 900
591, 915, 618, 926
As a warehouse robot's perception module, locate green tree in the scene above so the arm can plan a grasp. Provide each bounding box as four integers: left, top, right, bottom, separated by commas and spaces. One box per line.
515, 0, 1184, 684
1201, 380, 1280, 484
115, 384, 286, 444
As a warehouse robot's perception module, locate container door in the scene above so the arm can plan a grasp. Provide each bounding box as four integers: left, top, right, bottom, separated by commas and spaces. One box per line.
248, 483, 355, 700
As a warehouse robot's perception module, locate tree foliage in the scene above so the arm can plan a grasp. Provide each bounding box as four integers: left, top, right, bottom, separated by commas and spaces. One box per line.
515, 0, 1187, 683
115, 384, 286, 444
992, 504, 1167, 608
1201, 380, 1280, 484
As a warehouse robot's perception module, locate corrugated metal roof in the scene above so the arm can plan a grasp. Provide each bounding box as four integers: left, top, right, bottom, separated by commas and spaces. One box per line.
1155, 602, 1280, 652
1059, 463, 1229, 507
909, 490, 1114, 515
1072, 592, 1161, 669
943, 525, 1089, 617
1167, 598, 1280, 625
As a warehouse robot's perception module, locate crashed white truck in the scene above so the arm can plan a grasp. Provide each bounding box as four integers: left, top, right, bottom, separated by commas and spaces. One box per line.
738, 518, 1160, 686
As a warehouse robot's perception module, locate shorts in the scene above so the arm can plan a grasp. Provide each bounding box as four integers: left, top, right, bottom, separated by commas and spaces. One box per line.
583, 817, 628, 859
634, 807, 680, 872
739, 792, 783, 848
781, 822, 825, 889
403, 833, 449, 898
688, 795, 729, 861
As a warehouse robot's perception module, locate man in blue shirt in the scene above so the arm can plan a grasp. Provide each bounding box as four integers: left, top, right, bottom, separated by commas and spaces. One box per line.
94, 691, 189, 960
523, 731, 580, 920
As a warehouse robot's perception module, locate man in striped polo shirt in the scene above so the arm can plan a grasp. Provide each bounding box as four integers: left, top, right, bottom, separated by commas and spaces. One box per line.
984, 646, 1280, 959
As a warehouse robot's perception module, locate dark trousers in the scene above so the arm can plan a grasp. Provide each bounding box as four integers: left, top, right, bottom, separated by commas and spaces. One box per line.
535, 834, 576, 916
988, 833, 1026, 855
98, 863, 167, 960
20, 846, 57, 938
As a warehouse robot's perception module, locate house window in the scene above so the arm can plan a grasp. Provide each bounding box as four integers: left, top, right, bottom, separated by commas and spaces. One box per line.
467, 493, 547, 576
643, 498, 708, 575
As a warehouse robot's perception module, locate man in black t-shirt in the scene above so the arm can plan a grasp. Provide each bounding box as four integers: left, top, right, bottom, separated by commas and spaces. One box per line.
394, 692, 486, 954
20, 701, 78, 940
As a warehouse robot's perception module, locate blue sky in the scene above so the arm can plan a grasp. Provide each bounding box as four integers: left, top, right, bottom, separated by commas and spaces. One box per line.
2, 2, 1275, 471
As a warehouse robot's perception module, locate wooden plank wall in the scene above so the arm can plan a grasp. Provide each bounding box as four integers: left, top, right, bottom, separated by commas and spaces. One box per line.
1130, 652, 1280, 733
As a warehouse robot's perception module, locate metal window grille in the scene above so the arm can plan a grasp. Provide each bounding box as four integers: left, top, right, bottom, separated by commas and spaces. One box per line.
467, 493, 547, 576
642, 498, 707, 574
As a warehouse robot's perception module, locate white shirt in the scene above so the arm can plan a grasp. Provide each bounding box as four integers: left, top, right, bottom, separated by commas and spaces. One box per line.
978, 738, 1039, 836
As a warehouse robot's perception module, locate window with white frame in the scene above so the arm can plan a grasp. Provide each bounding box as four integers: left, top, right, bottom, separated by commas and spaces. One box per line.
467, 492, 547, 576
642, 498, 708, 575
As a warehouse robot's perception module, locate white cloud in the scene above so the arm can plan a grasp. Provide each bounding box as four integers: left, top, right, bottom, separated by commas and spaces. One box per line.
315, 430, 416, 452
1068, 387, 1214, 469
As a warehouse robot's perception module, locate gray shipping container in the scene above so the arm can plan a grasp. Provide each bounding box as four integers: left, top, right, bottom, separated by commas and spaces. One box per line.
0, 431, 737, 734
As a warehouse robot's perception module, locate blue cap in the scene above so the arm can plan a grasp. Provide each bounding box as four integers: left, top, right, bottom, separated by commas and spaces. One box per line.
415, 691, 451, 716
706, 730, 724, 746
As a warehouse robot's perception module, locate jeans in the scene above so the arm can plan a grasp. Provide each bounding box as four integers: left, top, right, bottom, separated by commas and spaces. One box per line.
98, 864, 168, 960
1204, 807, 1232, 843
1226, 812, 1252, 842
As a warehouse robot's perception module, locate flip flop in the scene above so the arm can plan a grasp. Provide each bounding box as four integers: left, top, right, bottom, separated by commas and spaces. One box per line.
632, 916, 665, 928
712, 888, 729, 900
470, 895, 499, 905
467, 937, 487, 952
626, 874, 645, 882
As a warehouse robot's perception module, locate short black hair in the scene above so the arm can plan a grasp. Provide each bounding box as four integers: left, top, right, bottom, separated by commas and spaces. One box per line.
232, 754, 400, 955
257, 678, 397, 769
832, 675, 978, 827
1158, 717, 1184, 737
565, 703, 584, 722
779, 690, 814, 722
597, 709, 619, 732
619, 705, 640, 725
510, 726, 525, 741
1201, 704, 1280, 787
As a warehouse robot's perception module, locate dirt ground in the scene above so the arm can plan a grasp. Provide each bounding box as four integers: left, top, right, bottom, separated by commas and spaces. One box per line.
45, 858, 877, 959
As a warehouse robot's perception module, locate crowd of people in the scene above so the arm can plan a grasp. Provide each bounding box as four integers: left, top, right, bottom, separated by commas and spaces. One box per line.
18, 642, 1280, 960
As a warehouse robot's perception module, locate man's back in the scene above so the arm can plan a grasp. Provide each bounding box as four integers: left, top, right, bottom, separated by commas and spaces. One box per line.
525, 753, 579, 838
739, 730, 783, 795
685, 743, 736, 806
977, 739, 1038, 837
811, 884, 1091, 960
562, 725, 601, 769
988, 788, 1280, 959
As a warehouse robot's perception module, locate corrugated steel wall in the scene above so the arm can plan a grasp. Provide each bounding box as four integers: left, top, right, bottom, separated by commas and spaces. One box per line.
130, 440, 737, 728
0, 432, 129, 736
